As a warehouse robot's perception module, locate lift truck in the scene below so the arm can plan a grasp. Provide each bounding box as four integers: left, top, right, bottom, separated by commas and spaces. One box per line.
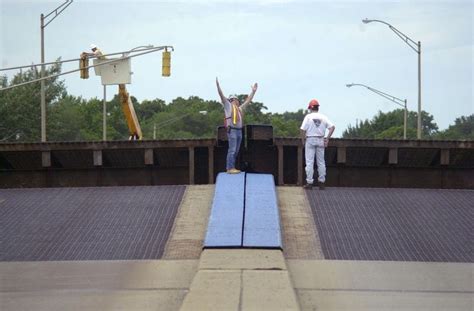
80, 47, 171, 140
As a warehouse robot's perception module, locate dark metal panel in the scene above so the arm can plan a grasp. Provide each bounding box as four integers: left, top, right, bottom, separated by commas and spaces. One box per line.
245, 142, 277, 176
398, 148, 440, 167
346, 147, 388, 167
325, 147, 337, 165
51, 150, 94, 169
0, 186, 185, 261
217, 126, 228, 144
442, 168, 474, 188
246, 124, 273, 141
283, 146, 298, 185
102, 149, 144, 168
336, 167, 391, 188
0, 154, 13, 170
96, 168, 153, 186
195, 147, 210, 184
43, 169, 101, 187
150, 167, 188, 185
389, 168, 443, 188
450, 148, 474, 168
305, 187, 473, 262
0, 151, 42, 170
153, 148, 189, 168
0, 171, 47, 188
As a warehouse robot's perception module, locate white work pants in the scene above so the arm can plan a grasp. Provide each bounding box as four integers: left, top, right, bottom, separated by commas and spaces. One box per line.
305, 137, 326, 184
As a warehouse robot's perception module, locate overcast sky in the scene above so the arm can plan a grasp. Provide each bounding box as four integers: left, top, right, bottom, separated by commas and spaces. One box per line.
1, 0, 473, 137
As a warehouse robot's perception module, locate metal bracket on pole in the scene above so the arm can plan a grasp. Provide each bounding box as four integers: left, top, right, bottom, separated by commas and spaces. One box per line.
346, 83, 408, 139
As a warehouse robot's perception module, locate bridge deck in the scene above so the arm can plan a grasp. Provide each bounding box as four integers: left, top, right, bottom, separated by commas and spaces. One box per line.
305, 187, 472, 262
0, 185, 471, 263
0, 186, 185, 261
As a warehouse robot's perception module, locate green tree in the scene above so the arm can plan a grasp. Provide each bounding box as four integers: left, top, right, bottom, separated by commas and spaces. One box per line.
0, 62, 66, 142
435, 115, 474, 140
105, 94, 133, 140
48, 95, 87, 141
271, 115, 301, 137
141, 96, 223, 139
136, 98, 166, 120
270, 109, 305, 137
243, 100, 271, 124
77, 98, 104, 140
342, 109, 438, 139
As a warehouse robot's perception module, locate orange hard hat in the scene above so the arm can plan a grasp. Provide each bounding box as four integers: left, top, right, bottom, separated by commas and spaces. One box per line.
308, 99, 320, 109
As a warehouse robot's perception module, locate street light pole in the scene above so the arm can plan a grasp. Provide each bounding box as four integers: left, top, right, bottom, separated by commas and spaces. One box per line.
103, 86, 107, 141
346, 83, 408, 139
40, 0, 73, 142
362, 18, 422, 139
40, 14, 46, 142
417, 40, 422, 140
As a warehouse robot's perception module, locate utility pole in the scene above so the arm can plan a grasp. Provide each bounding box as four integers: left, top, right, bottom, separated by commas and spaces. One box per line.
40, 0, 73, 142
103, 86, 107, 141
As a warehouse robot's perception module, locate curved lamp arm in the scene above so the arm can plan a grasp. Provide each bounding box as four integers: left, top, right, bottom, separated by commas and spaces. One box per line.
363, 18, 420, 54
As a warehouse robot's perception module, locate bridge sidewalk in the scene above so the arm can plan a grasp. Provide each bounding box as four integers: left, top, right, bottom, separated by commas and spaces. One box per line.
289, 260, 472, 311
0, 259, 199, 311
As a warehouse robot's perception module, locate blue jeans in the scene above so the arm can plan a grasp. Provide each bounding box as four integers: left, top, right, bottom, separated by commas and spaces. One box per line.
226, 128, 242, 170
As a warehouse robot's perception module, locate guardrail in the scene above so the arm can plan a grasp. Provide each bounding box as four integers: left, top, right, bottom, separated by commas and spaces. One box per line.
1, 126, 472, 189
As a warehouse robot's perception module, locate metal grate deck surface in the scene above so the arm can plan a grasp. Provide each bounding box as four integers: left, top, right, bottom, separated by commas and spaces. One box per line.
305, 188, 472, 262
0, 186, 185, 261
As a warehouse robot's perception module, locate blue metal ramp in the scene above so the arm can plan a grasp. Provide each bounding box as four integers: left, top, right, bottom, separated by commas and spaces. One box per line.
204, 172, 245, 247
204, 172, 282, 249
243, 173, 282, 248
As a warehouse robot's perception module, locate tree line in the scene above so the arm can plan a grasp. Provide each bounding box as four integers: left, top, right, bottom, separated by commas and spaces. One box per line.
1, 63, 472, 142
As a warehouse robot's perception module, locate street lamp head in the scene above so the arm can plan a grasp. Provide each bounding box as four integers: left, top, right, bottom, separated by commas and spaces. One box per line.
346, 84, 354, 88
362, 18, 373, 24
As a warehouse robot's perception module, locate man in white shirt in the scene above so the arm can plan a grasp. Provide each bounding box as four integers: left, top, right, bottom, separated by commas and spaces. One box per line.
300, 99, 335, 189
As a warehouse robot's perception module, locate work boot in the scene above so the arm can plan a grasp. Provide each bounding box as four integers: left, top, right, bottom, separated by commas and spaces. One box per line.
303, 183, 313, 189
318, 182, 326, 190
226, 168, 241, 174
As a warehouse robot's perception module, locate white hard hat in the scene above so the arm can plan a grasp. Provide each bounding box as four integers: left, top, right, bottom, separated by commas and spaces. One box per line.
90, 44, 97, 50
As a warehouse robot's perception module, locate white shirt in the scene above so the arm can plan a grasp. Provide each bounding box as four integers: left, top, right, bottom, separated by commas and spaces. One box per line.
92, 48, 105, 60
300, 112, 334, 137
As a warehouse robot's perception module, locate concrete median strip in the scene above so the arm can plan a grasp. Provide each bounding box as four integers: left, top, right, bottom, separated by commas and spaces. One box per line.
163, 185, 214, 259
278, 186, 324, 259
180, 249, 300, 310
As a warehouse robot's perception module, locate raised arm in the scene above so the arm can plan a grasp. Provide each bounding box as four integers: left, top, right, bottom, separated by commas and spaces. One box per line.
216, 77, 227, 104
240, 83, 258, 109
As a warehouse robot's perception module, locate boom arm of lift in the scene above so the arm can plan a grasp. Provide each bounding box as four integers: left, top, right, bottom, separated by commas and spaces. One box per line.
118, 84, 142, 140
